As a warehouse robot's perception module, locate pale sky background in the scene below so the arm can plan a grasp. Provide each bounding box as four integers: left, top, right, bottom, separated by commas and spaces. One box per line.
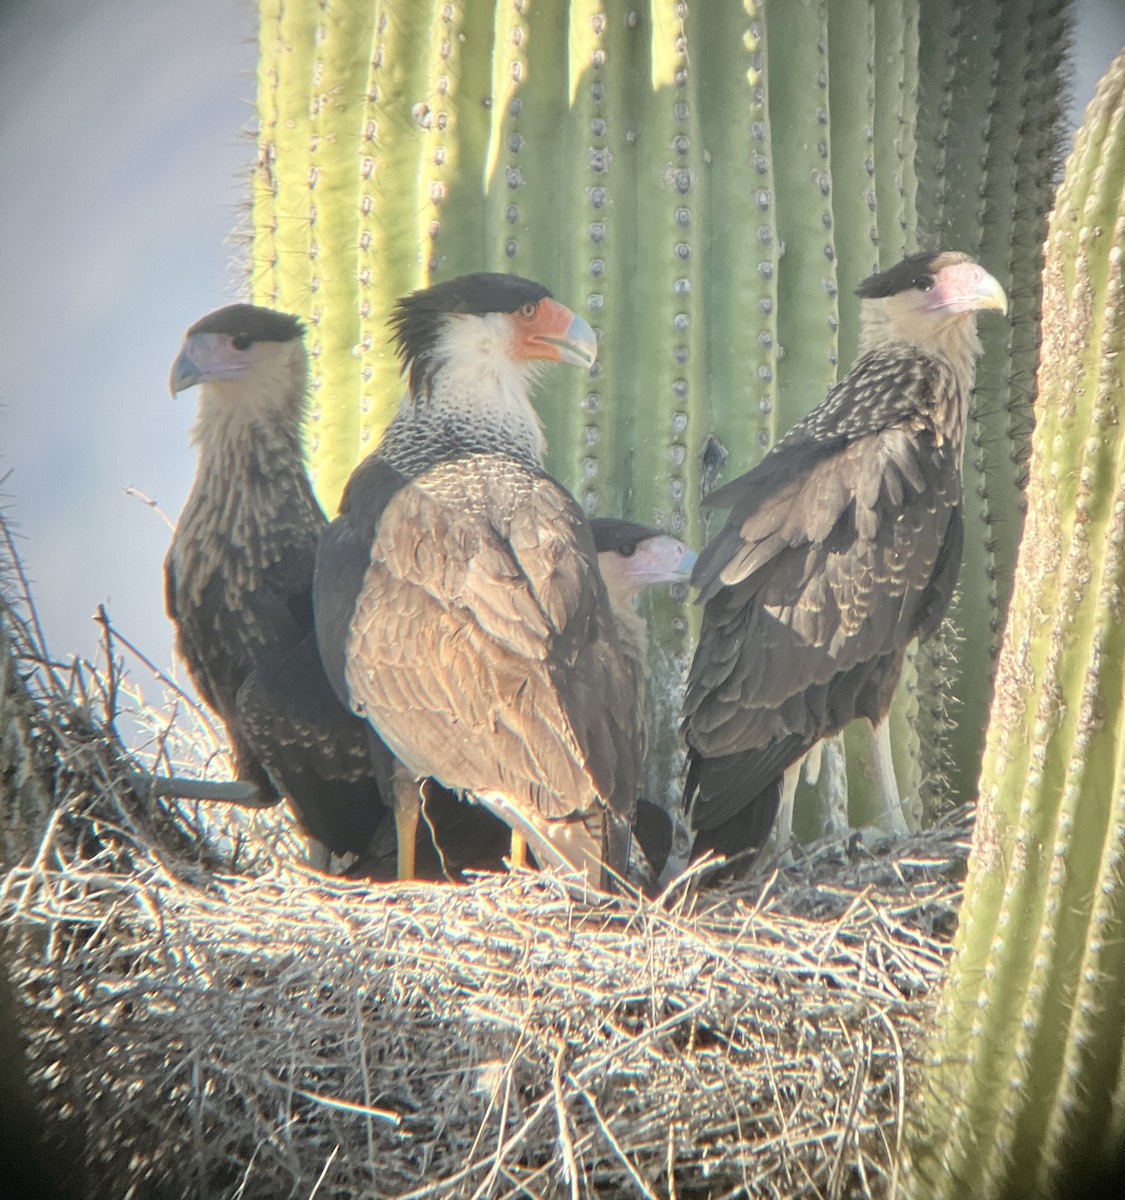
1, 0, 1123, 710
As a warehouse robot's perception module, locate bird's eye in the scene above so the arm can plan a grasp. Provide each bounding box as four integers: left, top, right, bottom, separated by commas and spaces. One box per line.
915, 276, 934, 292
619, 543, 637, 558
519, 301, 538, 319
232, 332, 252, 350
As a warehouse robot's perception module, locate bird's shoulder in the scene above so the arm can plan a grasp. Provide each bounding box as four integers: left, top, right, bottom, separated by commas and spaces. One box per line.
695, 352, 959, 601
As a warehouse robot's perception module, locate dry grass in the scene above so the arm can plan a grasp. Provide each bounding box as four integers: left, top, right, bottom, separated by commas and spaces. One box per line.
1, 531, 968, 1200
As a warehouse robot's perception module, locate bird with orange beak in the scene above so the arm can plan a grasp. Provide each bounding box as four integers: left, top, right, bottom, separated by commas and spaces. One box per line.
315, 274, 642, 891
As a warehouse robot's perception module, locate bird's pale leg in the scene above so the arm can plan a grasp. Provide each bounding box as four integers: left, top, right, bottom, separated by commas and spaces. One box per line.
477, 792, 599, 893
509, 830, 528, 869
305, 840, 331, 872
868, 718, 910, 836
761, 761, 801, 860
804, 735, 850, 838
392, 767, 421, 880
802, 741, 824, 787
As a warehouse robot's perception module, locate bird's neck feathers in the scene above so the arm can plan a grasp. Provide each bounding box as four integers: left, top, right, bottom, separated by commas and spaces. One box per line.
859, 297, 983, 398
380, 312, 547, 475
609, 598, 650, 678
190, 341, 308, 462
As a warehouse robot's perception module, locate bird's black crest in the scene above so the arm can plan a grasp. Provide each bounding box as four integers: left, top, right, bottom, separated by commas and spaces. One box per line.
855, 251, 974, 300
590, 518, 661, 554
390, 273, 553, 376
188, 304, 304, 344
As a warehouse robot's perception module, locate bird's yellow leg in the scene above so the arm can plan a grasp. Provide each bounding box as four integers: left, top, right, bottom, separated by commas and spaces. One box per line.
509, 830, 527, 869
392, 769, 421, 881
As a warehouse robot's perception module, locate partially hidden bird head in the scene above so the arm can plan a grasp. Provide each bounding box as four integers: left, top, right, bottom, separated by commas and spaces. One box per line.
855, 250, 1008, 359
591, 518, 697, 607
390, 273, 597, 399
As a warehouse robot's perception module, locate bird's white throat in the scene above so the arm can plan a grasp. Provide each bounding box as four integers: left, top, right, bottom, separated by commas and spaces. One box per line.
386, 311, 548, 471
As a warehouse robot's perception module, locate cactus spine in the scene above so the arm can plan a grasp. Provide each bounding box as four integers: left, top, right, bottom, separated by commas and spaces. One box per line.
250, 0, 1067, 820
909, 48, 1125, 1198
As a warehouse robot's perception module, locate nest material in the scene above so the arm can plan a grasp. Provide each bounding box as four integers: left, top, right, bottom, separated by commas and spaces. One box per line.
1, 553, 969, 1200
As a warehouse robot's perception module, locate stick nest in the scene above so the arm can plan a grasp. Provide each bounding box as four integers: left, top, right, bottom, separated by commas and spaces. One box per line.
1, 561, 969, 1200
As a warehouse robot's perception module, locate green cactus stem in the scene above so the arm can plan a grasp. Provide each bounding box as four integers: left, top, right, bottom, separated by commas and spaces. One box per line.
913, 0, 1071, 808
909, 47, 1125, 1199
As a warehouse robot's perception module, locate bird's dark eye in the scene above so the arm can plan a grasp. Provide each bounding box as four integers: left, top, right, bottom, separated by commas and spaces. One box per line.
519, 301, 538, 319
915, 276, 934, 292
232, 332, 252, 350
619, 543, 637, 558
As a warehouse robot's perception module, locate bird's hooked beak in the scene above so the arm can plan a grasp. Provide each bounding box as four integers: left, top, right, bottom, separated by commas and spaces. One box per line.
169, 331, 250, 395
925, 261, 1009, 317
599, 534, 698, 604
629, 534, 698, 586
514, 298, 598, 370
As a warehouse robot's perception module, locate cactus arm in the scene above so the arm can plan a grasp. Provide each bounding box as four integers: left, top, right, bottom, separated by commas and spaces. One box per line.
252, 0, 284, 308
914, 1, 957, 237
696, 2, 778, 490
429, 3, 492, 273
914, 0, 1073, 803
622, 2, 701, 550
552, 1, 614, 509
767, 1, 839, 418
253, 0, 317, 313
912, 51, 1125, 1198
353, 4, 439, 484
303, 1, 374, 508
828, 0, 879, 370
874, 0, 919, 266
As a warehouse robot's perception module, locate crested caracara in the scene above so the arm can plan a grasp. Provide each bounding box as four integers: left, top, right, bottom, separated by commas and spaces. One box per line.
359, 519, 696, 886
314, 273, 642, 890
167, 304, 511, 878
591, 517, 696, 880
683, 251, 1008, 867
166, 304, 391, 858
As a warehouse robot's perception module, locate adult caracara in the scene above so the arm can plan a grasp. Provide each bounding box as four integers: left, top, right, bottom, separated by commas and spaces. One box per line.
166, 304, 388, 857
358, 520, 696, 886
314, 274, 642, 890
683, 251, 1007, 865
591, 518, 696, 879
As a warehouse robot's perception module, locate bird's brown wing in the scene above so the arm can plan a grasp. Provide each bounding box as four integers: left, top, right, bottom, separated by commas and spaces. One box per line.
685, 426, 961, 833
165, 510, 323, 803
233, 636, 391, 855
342, 456, 641, 829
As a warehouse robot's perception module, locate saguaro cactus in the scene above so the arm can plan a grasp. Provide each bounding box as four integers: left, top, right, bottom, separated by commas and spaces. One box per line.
251, 0, 1067, 820
912, 0, 1071, 806
909, 48, 1125, 1198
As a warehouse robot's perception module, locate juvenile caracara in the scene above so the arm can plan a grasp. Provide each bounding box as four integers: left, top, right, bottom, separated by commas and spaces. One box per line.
315, 274, 642, 890
165, 305, 390, 857
683, 251, 1007, 867
591, 518, 696, 880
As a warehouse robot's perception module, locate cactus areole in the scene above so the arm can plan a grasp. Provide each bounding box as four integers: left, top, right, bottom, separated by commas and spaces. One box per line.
683, 252, 1008, 868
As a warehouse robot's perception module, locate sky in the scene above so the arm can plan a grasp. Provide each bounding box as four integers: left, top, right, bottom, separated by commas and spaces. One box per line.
0, 0, 256, 682
1, 0, 1123, 708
